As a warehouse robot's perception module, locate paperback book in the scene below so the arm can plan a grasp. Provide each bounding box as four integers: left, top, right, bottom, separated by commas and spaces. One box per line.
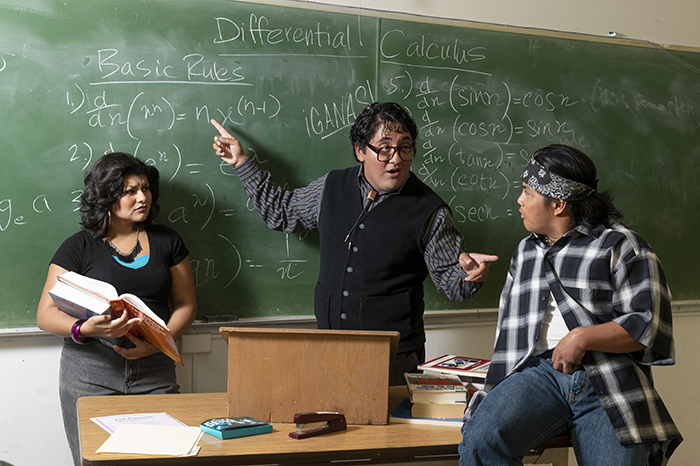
200, 417, 273, 439
404, 372, 469, 403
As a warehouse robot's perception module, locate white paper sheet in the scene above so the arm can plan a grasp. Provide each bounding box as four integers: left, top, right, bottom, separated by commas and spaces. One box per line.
96, 424, 202, 456
91, 412, 186, 434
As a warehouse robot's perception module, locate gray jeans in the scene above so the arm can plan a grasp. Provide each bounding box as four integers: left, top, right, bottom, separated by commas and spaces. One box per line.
59, 339, 179, 466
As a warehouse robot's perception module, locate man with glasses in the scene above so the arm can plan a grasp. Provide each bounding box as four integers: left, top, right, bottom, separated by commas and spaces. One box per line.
211, 102, 498, 384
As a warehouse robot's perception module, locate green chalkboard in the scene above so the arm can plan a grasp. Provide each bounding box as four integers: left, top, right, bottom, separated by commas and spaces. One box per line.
1, 0, 699, 328
376, 19, 700, 311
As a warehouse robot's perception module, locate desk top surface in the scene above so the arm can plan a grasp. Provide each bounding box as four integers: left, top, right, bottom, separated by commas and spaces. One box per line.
78, 387, 463, 465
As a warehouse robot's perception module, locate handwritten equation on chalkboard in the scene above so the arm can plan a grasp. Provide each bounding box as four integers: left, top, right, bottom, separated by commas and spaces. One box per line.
1, 0, 699, 327
0, 2, 383, 325
379, 24, 699, 234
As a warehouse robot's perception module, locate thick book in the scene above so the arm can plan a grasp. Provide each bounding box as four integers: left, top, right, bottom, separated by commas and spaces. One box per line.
200, 417, 273, 439
388, 398, 463, 427
411, 400, 467, 419
48, 271, 182, 366
418, 354, 491, 380
404, 372, 469, 403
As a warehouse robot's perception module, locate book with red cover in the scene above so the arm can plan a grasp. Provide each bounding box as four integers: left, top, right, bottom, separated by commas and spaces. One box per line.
418, 354, 490, 379
404, 372, 469, 403
48, 271, 183, 365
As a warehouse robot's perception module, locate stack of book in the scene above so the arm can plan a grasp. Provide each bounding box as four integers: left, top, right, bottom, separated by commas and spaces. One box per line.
404, 372, 469, 420
389, 354, 492, 427
418, 354, 491, 391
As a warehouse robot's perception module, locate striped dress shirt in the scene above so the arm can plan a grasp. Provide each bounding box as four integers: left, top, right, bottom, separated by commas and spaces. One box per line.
234, 159, 482, 301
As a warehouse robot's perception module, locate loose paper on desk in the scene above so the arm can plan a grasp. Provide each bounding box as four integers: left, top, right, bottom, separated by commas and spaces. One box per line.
91, 412, 186, 434
96, 424, 202, 456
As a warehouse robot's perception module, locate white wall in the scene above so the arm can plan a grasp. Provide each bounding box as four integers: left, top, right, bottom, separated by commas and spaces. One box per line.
297, 0, 700, 49
2, 305, 699, 466
0, 331, 67, 465
2, 1, 698, 465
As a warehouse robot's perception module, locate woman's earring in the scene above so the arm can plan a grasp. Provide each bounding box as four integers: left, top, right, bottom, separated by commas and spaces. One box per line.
108, 211, 112, 226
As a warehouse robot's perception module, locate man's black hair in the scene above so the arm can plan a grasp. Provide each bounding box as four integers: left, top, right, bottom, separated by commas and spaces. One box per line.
349, 102, 417, 162
534, 144, 622, 228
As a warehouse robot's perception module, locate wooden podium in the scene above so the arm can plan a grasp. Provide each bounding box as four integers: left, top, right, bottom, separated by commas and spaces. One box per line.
219, 327, 400, 425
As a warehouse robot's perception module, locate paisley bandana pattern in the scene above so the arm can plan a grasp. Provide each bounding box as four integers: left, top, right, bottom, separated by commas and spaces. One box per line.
521, 157, 596, 201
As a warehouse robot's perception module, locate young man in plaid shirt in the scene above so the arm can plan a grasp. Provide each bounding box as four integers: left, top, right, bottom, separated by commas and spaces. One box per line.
459, 144, 682, 466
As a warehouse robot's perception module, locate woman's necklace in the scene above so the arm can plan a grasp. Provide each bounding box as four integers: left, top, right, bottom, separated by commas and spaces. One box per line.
104, 228, 141, 263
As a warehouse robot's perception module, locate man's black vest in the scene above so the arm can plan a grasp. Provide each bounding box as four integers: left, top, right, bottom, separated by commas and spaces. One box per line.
314, 167, 447, 353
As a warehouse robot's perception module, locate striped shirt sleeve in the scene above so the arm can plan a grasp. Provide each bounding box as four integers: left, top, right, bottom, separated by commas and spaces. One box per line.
234, 158, 325, 234
422, 207, 482, 301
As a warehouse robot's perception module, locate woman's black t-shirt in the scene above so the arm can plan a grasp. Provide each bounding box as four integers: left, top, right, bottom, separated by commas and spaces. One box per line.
50, 224, 189, 322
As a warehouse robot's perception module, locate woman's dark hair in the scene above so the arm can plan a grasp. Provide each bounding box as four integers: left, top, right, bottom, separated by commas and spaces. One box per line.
349, 102, 418, 162
533, 144, 622, 228
80, 152, 160, 238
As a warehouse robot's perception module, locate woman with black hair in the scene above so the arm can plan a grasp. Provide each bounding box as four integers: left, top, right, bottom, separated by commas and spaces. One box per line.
37, 152, 197, 466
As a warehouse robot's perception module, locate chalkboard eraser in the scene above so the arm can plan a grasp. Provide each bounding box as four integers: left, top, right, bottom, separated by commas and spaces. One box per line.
203, 315, 239, 323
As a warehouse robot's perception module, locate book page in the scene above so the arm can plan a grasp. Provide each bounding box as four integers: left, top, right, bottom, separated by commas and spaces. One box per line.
57, 271, 118, 302
112, 296, 182, 366
120, 293, 167, 327
49, 283, 112, 317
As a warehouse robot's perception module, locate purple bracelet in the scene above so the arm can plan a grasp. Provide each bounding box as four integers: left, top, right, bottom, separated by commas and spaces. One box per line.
70, 319, 94, 345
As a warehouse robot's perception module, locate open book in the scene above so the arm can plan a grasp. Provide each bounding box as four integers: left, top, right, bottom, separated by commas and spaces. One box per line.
48, 271, 182, 365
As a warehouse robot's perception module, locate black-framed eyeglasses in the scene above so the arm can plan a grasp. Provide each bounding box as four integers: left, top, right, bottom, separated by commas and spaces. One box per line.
366, 143, 416, 162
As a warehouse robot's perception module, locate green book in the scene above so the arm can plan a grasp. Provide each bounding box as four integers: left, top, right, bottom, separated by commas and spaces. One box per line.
200, 416, 273, 439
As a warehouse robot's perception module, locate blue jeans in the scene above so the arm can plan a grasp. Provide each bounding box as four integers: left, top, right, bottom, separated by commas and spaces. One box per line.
458, 356, 653, 466
59, 339, 179, 466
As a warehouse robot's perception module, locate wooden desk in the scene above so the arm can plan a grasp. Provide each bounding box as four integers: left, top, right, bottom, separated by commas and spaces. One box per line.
78, 387, 463, 465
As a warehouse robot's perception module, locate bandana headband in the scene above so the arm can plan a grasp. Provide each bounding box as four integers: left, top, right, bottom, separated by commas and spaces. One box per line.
521, 157, 596, 201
